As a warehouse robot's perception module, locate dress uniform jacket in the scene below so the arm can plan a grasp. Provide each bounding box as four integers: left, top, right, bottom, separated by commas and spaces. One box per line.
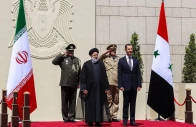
99, 55, 120, 86
52, 54, 81, 88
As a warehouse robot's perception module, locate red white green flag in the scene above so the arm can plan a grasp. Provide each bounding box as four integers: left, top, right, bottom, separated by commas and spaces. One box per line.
6, 0, 37, 119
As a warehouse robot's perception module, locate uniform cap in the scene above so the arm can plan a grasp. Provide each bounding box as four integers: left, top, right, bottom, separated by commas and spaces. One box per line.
65, 44, 76, 51
106, 44, 117, 50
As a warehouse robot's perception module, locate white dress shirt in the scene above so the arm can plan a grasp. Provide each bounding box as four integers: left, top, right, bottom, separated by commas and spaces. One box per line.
126, 55, 133, 71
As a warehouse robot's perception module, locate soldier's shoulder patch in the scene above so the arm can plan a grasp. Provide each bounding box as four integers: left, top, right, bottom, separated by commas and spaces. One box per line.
75, 57, 81, 61
75, 57, 81, 64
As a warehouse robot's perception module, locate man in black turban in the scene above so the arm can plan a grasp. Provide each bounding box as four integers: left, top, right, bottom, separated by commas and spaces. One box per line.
89, 48, 99, 56
79, 48, 110, 126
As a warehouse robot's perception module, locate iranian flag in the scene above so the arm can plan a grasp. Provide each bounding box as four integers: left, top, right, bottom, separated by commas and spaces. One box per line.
6, 0, 37, 119
147, 2, 175, 119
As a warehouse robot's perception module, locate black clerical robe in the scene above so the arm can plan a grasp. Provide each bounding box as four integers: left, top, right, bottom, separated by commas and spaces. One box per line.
79, 60, 109, 123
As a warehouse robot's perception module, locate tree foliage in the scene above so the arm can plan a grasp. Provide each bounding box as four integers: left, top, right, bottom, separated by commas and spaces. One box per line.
182, 33, 196, 83
130, 32, 144, 82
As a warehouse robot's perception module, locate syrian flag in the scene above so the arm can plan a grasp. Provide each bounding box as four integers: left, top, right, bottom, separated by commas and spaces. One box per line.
6, 0, 37, 119
147, 2, 175, 119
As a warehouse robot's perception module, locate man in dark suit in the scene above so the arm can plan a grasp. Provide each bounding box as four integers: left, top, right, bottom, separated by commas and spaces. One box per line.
52, 44, 81, 123
118, 44, 142, 126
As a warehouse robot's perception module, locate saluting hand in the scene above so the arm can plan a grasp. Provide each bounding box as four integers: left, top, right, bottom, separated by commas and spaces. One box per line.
60, 50, 67, 56
105, 50, 110, 54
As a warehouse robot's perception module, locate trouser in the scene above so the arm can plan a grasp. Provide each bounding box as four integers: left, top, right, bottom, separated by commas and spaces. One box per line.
122, 89, 137, 123
61, 86, 77, 121
106, 85, 119, 119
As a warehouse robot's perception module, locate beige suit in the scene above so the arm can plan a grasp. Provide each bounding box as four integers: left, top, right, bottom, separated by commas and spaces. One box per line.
99, 54, 120, 119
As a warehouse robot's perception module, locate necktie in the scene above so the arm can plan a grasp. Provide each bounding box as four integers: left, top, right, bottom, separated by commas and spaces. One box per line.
128, 56, 132, 71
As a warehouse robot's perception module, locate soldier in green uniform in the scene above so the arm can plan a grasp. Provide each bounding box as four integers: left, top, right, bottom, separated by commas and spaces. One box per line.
99, 44, 120, 122
52, 44, 81, 123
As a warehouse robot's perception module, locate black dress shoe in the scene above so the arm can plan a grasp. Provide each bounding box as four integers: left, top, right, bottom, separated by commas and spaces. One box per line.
63, 120, 68, 123
130, 122, 138, 126
112, 118, 120, 122
95, 122, 101, 126
123, 122, 127, 126
88, 123, 93, 126
108, 118, 112, 123
69, 120, 76, 123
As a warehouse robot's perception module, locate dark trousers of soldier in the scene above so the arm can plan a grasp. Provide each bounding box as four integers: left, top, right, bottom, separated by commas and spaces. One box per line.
61, 86, 77, 121
106, 85, 119, 119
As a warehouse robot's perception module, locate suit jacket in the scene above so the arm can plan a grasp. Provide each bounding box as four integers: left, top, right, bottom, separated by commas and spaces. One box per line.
118, 56, 142, 91
99, 54, 120, 86
52, 53, 81, 88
